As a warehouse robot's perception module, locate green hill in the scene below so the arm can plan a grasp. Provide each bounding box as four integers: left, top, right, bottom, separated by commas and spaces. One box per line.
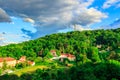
0, 28, 120, 61
0, 28, 120, 80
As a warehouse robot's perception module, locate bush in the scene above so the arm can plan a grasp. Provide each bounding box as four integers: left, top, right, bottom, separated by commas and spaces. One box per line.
15, 62, 29, 69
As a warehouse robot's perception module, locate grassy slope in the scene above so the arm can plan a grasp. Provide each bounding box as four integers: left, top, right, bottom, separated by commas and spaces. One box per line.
13, 65, 48, 76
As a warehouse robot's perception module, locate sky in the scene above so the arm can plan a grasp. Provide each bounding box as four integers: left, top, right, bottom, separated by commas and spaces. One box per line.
0, 0, 120, 46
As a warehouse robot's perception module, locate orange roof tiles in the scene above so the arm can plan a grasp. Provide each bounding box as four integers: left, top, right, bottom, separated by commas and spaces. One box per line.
61, 53, 75, 58
0, 57, 15, 62
50, 50, 56, 53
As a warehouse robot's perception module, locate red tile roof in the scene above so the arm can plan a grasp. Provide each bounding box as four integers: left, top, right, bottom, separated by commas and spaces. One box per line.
27, 61, 35, 66
61, 53, 75, 58
0, 57, 15, 62
19, 56, 26, 61
50, 50, 56, 53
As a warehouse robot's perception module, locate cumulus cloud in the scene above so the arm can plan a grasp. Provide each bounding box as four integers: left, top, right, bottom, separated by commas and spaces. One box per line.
0, 8, 11, 22
72, 8, 107, 26
0, 0, 107, 39
72, 24, 92, 31
103, 0, 120, 9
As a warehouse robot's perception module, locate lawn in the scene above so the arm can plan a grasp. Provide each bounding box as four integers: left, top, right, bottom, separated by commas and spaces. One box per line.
13, 65, 48, 76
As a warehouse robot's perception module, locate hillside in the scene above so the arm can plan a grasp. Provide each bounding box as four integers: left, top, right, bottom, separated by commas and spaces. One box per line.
0, 28, 120, 60
0, 28, 120, 80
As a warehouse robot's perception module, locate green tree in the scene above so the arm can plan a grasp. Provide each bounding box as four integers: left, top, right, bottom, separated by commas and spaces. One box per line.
88, 47, 101, 63
2, 60, 7, 70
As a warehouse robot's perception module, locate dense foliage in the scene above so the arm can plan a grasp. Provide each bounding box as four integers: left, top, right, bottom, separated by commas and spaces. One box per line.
0, 28, 120, 80
0, 28, 120, 60
0, 60, 120, 80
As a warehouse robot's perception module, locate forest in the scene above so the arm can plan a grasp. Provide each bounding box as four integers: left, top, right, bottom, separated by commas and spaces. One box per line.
0, 28, 120, 80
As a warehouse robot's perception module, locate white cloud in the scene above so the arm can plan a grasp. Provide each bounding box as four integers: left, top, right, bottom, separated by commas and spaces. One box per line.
72, 24, 92, 31
0, 0, 107, 39
0, 8, 11, 22
103, 0, 120, 9
72, 8, 107, 25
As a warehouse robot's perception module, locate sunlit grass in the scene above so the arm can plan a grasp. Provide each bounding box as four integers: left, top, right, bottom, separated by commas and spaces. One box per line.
13, 65, 48, 76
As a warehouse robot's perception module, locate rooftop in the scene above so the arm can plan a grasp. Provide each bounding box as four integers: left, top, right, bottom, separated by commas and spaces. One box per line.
0, 57, 15, 62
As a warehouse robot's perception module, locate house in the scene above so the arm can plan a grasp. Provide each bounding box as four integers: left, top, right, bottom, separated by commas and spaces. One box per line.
27, 61, 35, 66
67, 54, 76, 61
17, 56, 35, 66
17, 56, 26, 63
0, 57, 16, 68
60, 53, 68, 58
50, 50, 57, 57
0, 56, 35, 68
19, 56, 26, 62
60, 53, 76, 61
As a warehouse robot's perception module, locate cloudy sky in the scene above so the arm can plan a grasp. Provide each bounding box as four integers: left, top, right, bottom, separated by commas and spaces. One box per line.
0, 0, 120, 45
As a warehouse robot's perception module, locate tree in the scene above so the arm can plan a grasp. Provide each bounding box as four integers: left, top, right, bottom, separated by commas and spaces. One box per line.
88, 47, 101, 63
2, 60, 7, 70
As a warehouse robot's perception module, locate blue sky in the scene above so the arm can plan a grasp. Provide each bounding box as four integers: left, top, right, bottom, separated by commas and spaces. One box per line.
90, 0, 120, 29
0, 0, 120, 45
0, 17, 36, 45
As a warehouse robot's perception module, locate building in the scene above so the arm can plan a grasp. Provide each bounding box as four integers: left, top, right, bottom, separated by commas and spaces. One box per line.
27, 61, 35, 66
17, 56, 26, 63
17, 56, 35, 66
0, 56, 35, 68
67, 54, 76, 61
60, 53, 76, 61
0, 57, 16, 68
50, 50, 57, 57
